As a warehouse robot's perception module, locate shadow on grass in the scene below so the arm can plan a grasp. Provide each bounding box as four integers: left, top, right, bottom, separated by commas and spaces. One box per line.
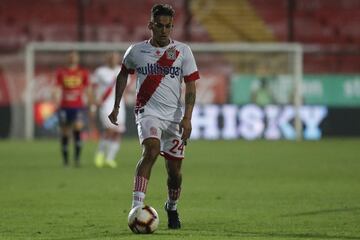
281, 207, 360, 217
50, 229, 360, 240
50, 231, 135, 240
233, 231, 360, 239
177, 229, 360, 240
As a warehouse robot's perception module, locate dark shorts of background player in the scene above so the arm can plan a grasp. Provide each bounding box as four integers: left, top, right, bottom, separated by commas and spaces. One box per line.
58, 107, 85, 127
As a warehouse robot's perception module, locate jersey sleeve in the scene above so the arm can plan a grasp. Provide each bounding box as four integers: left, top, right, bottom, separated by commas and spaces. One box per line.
182, 45, 200, 83
122, 45, 136, 74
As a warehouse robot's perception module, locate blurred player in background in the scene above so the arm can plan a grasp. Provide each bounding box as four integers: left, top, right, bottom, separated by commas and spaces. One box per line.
53, 51, 93, 167
108, 4, 199, 229
92, 52, 126, 168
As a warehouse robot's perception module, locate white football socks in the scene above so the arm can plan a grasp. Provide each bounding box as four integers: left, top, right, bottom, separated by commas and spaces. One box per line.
166, 188, 181, 211
132, 176, 149, 208
132, 191, 145, 209
97, 138, 110, 153
166, 199, 178, 211
106, 141, 120, 162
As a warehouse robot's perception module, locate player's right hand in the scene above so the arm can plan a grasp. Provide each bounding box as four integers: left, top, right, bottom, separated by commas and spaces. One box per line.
179, 117, 192, 141
108, 108, 119, 126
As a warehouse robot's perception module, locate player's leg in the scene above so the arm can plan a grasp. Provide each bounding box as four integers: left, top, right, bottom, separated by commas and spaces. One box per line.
73, 109, 85, 167
165, 159, 182, 229
132, 138, 160, 208
105, 105, 126, 168
95, 105, 109, 167
58, 109, 71, 166
103, 130, 121, 168
96, 104, 125, 168
94, 128, 110, 168
131, 117, 161, 209
161, 121, 185, 229
60, 126, 71, 166
165, 159, 182, 210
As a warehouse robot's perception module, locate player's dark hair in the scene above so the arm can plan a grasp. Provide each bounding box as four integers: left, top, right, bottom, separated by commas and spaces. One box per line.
151, 4, 175, 21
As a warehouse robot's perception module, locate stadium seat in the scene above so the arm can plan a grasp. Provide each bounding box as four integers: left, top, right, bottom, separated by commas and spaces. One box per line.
0, 0, 359, 73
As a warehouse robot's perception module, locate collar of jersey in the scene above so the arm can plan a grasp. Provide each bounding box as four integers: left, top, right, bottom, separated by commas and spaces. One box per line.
147, 38, 174, 49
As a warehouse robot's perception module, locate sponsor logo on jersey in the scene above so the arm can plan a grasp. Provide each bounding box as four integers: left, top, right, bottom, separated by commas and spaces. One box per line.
63, 75, 82, 88
136, 63, 181, 78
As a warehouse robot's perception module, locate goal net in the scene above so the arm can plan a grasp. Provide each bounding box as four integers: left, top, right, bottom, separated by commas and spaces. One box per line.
24, 42, 303, 140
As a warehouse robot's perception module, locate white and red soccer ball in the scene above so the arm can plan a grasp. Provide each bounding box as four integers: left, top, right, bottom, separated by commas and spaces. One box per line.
128, 205, 159, 234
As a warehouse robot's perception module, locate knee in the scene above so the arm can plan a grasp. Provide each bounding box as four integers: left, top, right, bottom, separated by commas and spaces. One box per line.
74, 121, 84, 130
61, 127, 71, 137
142, 139, 160, 162
143, 147, 160, 161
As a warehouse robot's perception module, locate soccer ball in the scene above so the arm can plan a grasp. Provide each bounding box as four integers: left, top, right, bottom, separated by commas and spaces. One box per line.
128, 205, 159, 234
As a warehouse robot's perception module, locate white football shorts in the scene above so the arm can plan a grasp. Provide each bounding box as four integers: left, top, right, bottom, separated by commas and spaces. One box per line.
137, 115, 185, 160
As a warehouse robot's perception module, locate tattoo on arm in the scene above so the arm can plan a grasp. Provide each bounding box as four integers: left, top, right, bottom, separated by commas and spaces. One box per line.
185, 92, 196, 106
183, 82, 196, 120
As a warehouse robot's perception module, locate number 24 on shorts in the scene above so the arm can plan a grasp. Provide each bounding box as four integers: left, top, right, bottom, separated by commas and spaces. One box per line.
169, 139, 184, 155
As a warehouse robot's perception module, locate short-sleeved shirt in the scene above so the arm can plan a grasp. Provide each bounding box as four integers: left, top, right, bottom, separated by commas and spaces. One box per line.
92, 65, 126, 131
56, 67, 89, 108
92, 65, 121, 107
122, 39, 200, 123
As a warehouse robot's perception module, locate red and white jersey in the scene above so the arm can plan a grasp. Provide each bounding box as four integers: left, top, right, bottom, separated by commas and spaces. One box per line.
122, 39, 200, 122
92, 65, 121, 108
92, 65, 126, 131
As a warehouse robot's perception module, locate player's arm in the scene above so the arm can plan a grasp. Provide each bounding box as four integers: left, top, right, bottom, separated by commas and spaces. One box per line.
180, 81, 196, 141
108, 68, 129, 126
86, 84, 97, 115
81, 70, 96, 115
53, 71, 62, 109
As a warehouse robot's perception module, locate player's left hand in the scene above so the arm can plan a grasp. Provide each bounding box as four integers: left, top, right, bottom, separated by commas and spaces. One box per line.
179, 117, 192, 141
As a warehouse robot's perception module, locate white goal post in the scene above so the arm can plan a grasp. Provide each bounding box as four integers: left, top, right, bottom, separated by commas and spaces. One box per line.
24, 42, 303, 140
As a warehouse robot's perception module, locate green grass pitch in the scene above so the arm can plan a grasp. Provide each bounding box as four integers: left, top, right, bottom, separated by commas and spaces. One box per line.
0, 138, 360, 240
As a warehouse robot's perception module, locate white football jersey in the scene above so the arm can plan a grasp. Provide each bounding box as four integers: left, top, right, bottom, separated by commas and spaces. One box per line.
122, 39, 199, 123
92, 65, 126, 131
92, 65, 123, 108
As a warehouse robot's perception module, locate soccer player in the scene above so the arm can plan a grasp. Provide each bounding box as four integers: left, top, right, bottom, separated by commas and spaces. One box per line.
92, 52, 126, 168
53, 51, 93, 167
108, 4, 199, 229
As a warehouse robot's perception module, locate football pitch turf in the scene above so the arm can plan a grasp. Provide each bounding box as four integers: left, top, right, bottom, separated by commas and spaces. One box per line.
0, 139, 359, 240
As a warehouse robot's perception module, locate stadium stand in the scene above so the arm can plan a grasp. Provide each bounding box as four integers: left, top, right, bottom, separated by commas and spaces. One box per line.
0, 0, 359, 73
249, 0, 360, 45
248, 0, 360, 73
191, 0, 275, 42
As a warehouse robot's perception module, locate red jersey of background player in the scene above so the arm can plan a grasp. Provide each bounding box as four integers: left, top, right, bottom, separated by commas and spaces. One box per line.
56, 67, 89, 108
